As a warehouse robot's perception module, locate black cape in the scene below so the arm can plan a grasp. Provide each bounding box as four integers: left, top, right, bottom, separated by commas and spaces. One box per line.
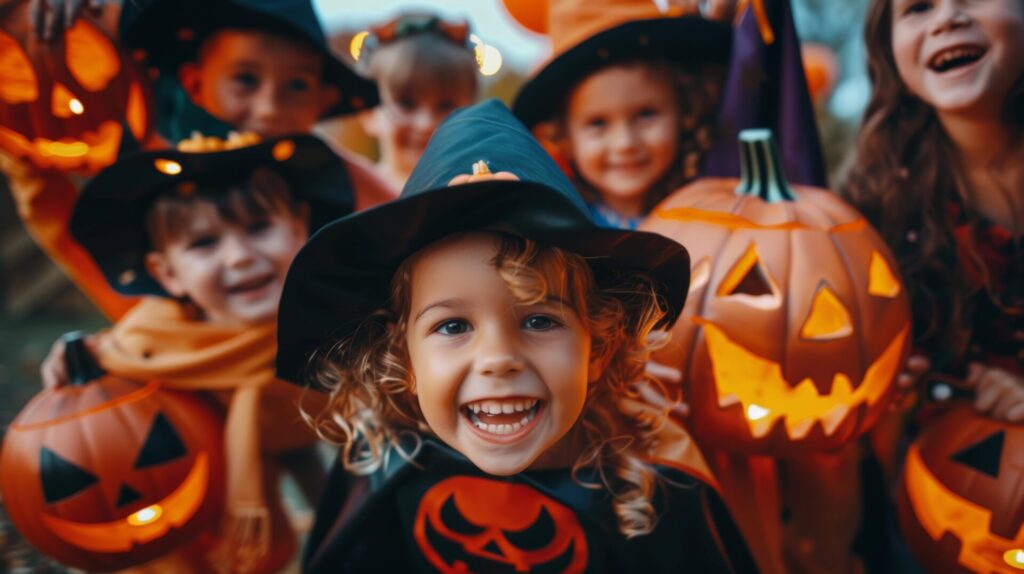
303, 439, 757, 573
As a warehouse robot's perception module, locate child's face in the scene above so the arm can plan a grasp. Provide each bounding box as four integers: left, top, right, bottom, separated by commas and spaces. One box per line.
179, 30, 340, 138
564, 64, 680, 217
891, 0, 1024, 118
404, 233, 592, 476
146, 204, 308, 327
362, 86, 474, 177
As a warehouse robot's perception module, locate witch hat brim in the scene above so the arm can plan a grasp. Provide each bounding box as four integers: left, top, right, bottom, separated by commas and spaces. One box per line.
513, 16, 732, 128
275, 99, 690, 384
119, 0, 378, 118
70, 135, 354, 296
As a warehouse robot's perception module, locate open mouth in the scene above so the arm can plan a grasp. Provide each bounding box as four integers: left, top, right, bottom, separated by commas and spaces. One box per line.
461, 398, 542, 438
226, 275, 274, 295
928, 45, 986, 73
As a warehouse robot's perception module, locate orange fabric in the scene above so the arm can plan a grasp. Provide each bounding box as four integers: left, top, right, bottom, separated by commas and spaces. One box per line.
544, 0, 687, 59
334, 144, 400, 211
96, 297, 315, 573
0, 151, 138, 320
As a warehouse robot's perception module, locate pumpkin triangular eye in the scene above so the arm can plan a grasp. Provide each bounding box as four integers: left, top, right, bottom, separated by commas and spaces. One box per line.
951, 430, 1004, 478
0, 30, 39, 104
504, 506, 556, 551
134, 413, 187, 469
482, 540, 504, 557
801, 285, 853, 340
868, 251, 901, 298
40, 447, 97, 503
440, 494, 486, 536
717, 244, 779, 308
117, 484, 143, 507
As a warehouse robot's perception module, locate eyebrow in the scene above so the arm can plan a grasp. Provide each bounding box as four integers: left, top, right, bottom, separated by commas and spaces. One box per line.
413, 298, 464, 322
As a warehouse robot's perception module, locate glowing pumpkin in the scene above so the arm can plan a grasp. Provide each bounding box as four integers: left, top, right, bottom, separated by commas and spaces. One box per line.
898, 407, 1024, 573
641, 129, 910, 455
0, 334, 224, 572
414, 476, 588, 573
0, 0, 150, 173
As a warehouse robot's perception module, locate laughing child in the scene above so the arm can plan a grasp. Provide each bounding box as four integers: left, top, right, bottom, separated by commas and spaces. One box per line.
274, 100, 755, 573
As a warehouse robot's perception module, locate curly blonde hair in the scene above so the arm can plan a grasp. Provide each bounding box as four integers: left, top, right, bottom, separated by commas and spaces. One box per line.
305, 232, 670, 537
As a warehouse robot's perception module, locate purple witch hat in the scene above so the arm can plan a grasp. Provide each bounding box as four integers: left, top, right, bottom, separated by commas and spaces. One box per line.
703, 0, 827, 187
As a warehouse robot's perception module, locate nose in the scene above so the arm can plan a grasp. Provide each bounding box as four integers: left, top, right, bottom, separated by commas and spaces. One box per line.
221, 234, 256, 268
250, 85, 283, 127
410, 107, 439, 134
609, 121, 640, 152
930, 0, 971, 35
473, 327, 525, 378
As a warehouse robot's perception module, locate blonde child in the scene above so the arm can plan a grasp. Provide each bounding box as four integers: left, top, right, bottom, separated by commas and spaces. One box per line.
512, 0, 730, 229
275, 100, 755, 573
357, 13, 479, 189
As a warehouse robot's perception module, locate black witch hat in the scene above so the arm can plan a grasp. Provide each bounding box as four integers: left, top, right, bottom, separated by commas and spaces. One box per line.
70, 134, 354, 296
275, 99, 691, 383
119, 0, 378, 118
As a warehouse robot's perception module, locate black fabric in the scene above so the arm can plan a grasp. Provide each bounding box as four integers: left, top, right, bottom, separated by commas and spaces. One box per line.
275, 100, 691, 384
302, 440, 755, 574
70, 135, 355, 296
512, 17, 731, 128
119, 0, 378, 118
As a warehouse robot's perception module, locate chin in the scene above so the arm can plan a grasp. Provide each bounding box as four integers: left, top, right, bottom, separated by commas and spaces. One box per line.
466, 451, 537, 477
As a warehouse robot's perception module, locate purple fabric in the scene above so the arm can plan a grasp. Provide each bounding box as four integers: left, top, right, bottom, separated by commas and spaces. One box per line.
701, 0, 828, 187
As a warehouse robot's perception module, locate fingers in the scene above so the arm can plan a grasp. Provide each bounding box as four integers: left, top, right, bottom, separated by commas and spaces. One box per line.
896, 354, 931, 390
971, 364, 1024, 423
40, 338, 68, 390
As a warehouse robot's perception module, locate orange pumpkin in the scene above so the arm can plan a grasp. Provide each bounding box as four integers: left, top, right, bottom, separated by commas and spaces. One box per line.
641, 129, 910, 455
898, 407, 1024, 573
413, 476, 588, 573
0, 335, 224, 572
0, 0, 150, 173
500, 0, 548, 35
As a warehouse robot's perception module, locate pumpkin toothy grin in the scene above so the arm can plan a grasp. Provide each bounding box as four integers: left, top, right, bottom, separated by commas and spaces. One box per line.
928, 45, 986, 73
462, 398, 541, 436
699, 319, 908, 440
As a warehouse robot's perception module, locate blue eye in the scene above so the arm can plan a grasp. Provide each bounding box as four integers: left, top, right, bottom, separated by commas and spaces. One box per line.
523, 315, 560, 331
435, 319, 471, 336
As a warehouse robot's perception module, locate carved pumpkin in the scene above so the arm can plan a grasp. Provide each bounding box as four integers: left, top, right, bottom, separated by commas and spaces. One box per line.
0, 335, 224, 572
898, 407, 1024, 573
0, 0, 150, 173
641, 129, 910, 455
413, 476, 588, 573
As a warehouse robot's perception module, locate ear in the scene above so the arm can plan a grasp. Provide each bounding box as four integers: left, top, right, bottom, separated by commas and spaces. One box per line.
178, 62, 204, 102
319, 85, 341, 116
144, 252, 189, 298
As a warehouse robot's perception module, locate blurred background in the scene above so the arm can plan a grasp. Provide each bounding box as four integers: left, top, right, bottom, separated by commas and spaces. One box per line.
0, 0, 871, 569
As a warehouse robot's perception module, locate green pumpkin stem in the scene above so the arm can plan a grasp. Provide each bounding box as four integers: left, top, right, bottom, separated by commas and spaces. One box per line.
735, 129, 797, 203
62, 331, 105, 386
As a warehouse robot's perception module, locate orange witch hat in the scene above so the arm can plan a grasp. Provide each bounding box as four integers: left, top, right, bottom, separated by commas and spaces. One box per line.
511, 0, 732, 128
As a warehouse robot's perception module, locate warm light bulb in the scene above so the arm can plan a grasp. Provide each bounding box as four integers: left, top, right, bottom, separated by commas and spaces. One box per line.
746, 404, 770, 421
154, 159, 182, 175
1004, 549, 1024, 569
68, 98, 84, 115
127, 504, 163, 526
477, 44, 503, 76
350, 31, 369, 61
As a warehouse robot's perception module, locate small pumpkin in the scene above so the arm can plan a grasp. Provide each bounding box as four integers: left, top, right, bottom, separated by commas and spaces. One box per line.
414, 476, 588, 574
0, 0, 151, 173
0, 334, 224, 572
640, 129, 910, 455
898, 406, 1024, 573
447, 160, 520, 185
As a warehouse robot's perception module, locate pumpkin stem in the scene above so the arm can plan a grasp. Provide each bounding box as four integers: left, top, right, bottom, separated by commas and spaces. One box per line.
62, 331, 104, 386
735, 129, 796, 203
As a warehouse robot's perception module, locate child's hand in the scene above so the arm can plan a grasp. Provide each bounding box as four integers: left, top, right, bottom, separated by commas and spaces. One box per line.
28, 0, 105, 41
668, 0, 738, 22
39, 333, 97, 390
897, 354, 931, 391
969, 363, 1024, 423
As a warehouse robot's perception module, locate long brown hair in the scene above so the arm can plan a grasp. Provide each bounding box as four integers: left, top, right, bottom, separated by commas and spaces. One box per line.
839, 0, 1024, 360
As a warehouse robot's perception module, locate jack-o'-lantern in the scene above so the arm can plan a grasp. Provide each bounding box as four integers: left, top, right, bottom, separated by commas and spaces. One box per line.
898, 407, 1024, 573
0, 334, 224, 572
413, 476, 588, 573
641, 129, 910, 455
0, 0, 151, 173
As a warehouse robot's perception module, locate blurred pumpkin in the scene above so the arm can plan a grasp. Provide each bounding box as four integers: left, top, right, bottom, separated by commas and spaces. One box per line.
0, 333, 224, 572
500, 0, 548, 35
801, 43, 838, 104
641, 129, 910, 455
898, 406, 1024, 573
0, 0, 150, 173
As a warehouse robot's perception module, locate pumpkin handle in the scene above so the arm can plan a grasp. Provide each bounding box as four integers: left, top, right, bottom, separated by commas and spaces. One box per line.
735, 129, 796, 203
62, 331, 105, 386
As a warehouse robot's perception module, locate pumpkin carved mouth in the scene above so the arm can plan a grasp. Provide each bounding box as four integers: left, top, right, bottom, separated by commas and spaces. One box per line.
0, 120, 121, 170
698, 318, 908, 441
39, 451, 210, 553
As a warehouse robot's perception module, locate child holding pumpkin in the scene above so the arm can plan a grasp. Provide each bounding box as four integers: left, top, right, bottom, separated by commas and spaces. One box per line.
355, 12, 479, 189
39, 133, 354, 573
274, 99, 755, 573
841, 0, 1024, 423
510, 0, 731, 230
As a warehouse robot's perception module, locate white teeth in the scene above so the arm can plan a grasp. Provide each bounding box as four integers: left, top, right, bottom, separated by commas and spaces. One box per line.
502, 402, 515, 414
467, 402, 539, 435
930, 46, 984, 70
465, 398, 540, 414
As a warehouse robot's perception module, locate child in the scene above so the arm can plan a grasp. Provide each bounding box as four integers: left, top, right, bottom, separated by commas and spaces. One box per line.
274, 99, 754, 573
841, 0, 1024, 421
511, 0, 731, 229
43, 134, 352, 573
357, 13, 479, 189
